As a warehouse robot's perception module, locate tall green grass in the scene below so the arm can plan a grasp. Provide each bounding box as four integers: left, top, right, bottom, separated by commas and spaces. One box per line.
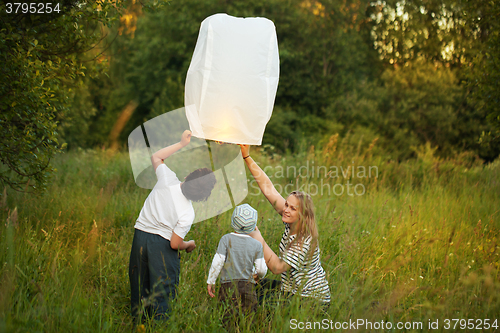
0, 139, 499, 332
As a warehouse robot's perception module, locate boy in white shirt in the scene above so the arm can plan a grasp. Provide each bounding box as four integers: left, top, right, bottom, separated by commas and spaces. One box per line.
207, 204, 267, 324
129, 130, 216, 320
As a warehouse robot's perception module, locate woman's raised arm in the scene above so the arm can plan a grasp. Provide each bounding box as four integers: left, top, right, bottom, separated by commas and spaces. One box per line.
240, 145, 285, 214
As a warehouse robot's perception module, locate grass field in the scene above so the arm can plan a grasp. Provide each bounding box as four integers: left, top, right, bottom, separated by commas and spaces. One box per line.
1, 138, 499, 332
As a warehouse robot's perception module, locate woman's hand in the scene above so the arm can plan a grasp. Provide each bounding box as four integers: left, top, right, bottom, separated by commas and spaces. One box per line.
181, 130, 192, 147
240, 144, 250, 158
249, 226, 291, 275
249, 226, 264, 243
239, 145, 286, 214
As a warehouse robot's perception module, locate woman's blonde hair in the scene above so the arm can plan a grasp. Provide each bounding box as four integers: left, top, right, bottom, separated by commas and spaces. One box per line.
286, 191, 319, 253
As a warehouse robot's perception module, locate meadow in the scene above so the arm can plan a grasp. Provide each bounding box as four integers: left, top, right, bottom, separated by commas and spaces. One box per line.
1, 137, 499, 332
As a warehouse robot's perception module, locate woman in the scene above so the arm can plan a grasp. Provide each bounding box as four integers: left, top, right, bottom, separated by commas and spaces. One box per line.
240, 145, 331, 304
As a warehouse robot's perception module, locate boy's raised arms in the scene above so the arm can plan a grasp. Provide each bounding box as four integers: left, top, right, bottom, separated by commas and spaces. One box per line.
151, 130, 192, 171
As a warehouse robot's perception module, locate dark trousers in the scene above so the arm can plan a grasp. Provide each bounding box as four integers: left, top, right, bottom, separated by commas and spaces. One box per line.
129, 229, 180, 320
219, 281, 258, 328
256, 278, 283, 305
256, 278, 329, 312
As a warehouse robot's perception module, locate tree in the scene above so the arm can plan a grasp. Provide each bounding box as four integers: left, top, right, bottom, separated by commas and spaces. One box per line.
365, 0, 500, 160
463, 0, 500, 160
72, 0, 379, 152
65, 0, 498, 161
0, 0, 121, 191
368, 0, 476, 67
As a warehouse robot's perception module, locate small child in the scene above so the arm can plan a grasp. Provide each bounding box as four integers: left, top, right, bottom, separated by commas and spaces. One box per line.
207, 204, 267, 319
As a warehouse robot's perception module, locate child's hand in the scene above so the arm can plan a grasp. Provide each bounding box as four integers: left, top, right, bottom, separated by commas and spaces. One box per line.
185, 240, 196, 253
207, 284, 216, 298
181, 130, 192, 147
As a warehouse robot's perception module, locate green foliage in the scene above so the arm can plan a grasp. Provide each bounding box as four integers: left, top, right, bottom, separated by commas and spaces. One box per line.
368, 0, 475, 66
367, 0, 500, 160
330, 61, 493, 160
0, 0, 122, 192
463, 0, 500, 159
68, 0, 377, 152
9, 0, 489, 168
68, 0, 499, 161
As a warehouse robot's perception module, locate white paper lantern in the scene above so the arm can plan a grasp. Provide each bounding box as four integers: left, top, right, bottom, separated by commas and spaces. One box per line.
185, 13, 279, 145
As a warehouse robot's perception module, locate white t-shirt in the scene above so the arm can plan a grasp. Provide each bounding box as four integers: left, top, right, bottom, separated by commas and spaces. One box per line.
134, 164, 195, 241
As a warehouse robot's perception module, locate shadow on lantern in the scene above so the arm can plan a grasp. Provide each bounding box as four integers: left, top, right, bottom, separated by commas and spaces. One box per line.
128, 107, 248, 223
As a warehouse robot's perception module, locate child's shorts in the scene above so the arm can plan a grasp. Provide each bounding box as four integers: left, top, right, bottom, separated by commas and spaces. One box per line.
218, 280, 258, 314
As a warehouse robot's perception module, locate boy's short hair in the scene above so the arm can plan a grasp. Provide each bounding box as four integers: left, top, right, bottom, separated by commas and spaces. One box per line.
181, 168, 217, 202
231, 204, 258, 234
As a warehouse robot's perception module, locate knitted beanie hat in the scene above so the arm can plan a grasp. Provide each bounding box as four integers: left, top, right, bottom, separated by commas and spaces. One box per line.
231, 204, 258, 234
